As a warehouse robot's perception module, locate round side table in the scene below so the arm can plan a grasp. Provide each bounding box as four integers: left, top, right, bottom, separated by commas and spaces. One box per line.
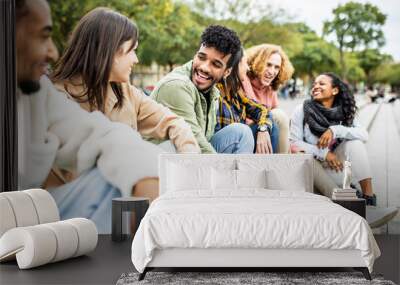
112, 197, 149, 242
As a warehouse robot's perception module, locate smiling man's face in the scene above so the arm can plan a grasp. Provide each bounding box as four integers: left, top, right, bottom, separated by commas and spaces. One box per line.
16, 0, 59, 94
260, 52, 281, 87
191, 44, 231, 92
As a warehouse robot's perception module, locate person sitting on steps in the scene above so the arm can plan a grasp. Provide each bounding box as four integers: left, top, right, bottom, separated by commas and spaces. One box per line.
216, 49, 275, 154
50, 7, 200, 190
151, 25, 256, 154
290, 72, 376, 205
241, 44, 294, 153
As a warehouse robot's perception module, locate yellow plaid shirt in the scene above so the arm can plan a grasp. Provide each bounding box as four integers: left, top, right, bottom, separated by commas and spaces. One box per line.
215, 83, 271, 132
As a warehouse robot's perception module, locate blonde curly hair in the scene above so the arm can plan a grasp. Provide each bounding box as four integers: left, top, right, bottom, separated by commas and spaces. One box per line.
246, 44, 294, 91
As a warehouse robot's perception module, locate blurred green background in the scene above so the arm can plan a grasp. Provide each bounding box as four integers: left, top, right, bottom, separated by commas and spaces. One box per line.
49, 0, 400, 90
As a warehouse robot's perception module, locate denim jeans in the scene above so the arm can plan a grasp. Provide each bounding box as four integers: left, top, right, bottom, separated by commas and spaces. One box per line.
250, 120, 279, 153
210, 123, 254, 153
49, 168, 121, 234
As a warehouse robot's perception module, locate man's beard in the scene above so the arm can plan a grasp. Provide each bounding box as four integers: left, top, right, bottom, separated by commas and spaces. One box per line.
18, 80, 41, 95
192, 67, 217, 93
198, 78, 217, 93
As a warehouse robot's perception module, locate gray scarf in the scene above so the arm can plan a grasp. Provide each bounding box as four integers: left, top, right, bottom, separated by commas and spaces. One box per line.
303, 99, 344, 137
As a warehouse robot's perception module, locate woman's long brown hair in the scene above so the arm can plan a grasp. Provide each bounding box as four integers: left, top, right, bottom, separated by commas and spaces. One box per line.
52, 7, 138, 112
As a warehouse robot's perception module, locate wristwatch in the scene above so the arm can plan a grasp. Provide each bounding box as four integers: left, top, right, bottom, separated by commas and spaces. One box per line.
257, 124, 270, 133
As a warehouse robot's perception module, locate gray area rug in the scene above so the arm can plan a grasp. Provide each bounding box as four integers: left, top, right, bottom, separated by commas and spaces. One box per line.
116, 271, 396, 285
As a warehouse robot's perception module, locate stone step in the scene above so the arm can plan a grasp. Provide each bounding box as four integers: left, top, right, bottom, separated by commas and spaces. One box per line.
392, 99, 400, 134
366, 103, 400, 234
356, 102, 382, 131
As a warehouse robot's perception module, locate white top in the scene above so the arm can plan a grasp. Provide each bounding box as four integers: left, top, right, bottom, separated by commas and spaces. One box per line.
289, 104, 369, 161
17, 76, 163, 196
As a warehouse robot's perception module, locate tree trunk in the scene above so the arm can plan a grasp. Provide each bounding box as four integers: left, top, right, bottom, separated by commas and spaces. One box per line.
339, 47, 346, 79
168, 62, 174, 71
366, 70, 372, 86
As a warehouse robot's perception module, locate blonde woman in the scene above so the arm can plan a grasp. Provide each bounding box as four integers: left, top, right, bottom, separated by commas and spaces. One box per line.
242, 44, 294, 153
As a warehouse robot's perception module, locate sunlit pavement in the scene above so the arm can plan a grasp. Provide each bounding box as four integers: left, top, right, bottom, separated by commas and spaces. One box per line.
279, 95, 400, 234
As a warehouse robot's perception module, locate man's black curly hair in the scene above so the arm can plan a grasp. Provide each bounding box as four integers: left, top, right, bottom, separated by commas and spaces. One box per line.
200, 25, 241, 69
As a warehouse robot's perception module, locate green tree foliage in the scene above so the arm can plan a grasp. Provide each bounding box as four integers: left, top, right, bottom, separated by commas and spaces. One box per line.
132, 1, 202, 69
50, 0, 96, 52
343, 53, 365, 84
50, 0, 202, 68
356, 49, 392, 84
49, 0, 394, 88
323, 2, 386, 78
374, 63, 400, 88
291, 26, 338, 81
190, 0, 290, 23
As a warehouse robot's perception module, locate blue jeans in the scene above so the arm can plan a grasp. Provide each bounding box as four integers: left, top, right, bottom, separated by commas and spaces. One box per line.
49, 168, 121, 234
250, 120, 279, 153
210, 123, 254, 153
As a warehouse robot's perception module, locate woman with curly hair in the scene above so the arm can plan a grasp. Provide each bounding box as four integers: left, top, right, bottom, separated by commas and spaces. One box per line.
241, 44, 294, 153
290, 72, 376, 205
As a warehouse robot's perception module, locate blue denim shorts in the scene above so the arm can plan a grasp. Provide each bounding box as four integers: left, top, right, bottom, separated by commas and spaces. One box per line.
49, 168, 121, 234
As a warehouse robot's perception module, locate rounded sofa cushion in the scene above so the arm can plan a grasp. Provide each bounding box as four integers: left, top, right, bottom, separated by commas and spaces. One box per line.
24, 189, 60, 223
0, 225, 57, 269
0, 196, 17, 237
65, 218, 98, 257
42, 221, 79, 262
0, 218, 98, 269
0, 191, 39, 228
0, 189, 60, 238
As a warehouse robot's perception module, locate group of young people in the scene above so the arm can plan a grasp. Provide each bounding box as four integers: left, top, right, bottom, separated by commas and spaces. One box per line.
16, 0, 376, 233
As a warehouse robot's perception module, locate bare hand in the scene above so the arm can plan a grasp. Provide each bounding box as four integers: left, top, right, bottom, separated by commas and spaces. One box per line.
318, 128, 333, 149
325, 151, 343, 172
256, 131, 272, 154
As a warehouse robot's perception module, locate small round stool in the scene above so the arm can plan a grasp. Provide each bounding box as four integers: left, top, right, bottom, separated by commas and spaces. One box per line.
111, 197, 149, 242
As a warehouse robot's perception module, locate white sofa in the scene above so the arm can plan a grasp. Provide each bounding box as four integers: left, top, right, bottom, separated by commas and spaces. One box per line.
131, 154, 380, 281
0, 189, 98, 269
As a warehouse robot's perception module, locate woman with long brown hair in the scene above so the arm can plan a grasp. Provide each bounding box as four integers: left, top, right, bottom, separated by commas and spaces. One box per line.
51, 8, 199, 199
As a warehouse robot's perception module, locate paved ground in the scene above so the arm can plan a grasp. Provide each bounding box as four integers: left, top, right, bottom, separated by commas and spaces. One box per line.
279, 96, 400, 234
368, 100, 400, 234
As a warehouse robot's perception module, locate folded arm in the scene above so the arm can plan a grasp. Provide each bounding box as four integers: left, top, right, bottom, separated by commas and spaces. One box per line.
329, 119, 369, 142
289, 104, 329, 160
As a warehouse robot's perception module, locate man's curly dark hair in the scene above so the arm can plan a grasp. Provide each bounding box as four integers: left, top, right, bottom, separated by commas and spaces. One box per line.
200, 25, 241, 69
